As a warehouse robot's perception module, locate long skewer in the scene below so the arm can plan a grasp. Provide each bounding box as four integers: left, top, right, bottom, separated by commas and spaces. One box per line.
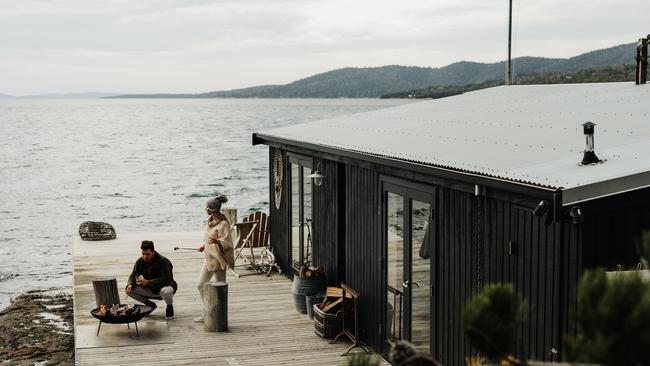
173, 246, 199, 251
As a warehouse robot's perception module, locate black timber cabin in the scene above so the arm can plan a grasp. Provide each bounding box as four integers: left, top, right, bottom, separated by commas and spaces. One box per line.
252, 82, 650, 365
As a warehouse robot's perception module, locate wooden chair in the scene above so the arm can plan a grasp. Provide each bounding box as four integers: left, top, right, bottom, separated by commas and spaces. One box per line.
230, 221, 258, 278
233, 212, 280, 276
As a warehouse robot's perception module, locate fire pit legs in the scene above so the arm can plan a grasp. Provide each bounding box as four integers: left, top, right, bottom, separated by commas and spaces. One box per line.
95, 320, 139, 337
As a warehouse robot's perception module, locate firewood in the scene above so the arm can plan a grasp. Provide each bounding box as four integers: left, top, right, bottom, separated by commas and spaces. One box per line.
298, 266, 307, 277
321, 298, 342, 313
304, 270, 312, 277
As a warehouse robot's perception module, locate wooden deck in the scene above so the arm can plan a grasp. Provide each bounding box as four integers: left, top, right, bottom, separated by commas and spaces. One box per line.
74, 232, 385, 366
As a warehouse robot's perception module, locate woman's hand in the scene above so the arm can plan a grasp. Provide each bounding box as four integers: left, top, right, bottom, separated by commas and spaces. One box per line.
198, 245, 205, 252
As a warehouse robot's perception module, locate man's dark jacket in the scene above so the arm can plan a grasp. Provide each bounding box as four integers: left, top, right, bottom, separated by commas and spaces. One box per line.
127, 251, 178, 294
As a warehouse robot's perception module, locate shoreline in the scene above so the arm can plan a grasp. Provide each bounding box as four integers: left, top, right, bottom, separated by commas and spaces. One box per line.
0, 288, 74, 365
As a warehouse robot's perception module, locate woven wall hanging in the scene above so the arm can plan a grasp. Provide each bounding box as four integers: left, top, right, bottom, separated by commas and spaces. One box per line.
273, 149, 284, 210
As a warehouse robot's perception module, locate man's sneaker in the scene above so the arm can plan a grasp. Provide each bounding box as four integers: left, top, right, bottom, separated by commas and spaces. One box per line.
193, 316, 204, 323
144, 301, 157, 314
165, 305, 174, 320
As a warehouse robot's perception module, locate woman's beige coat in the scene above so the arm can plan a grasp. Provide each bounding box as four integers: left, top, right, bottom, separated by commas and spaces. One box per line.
203, 219, 235, 271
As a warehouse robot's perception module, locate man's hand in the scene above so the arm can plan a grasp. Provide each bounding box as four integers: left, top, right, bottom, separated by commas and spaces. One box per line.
126, 284, 133, 295
198, 245, 205, 252
136, 276, 150, 287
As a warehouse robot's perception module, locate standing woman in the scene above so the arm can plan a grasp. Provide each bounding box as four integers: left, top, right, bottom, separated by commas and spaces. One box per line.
195, 194, 235, 322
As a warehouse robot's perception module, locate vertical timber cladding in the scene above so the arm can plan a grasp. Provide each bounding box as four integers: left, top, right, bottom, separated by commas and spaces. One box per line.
311, 158, 343, 286
344, 165, 383, 350
436, 188, 476, 365
269, 147, 292, 275
494, 201, 563, 361
437, 189, 570, 365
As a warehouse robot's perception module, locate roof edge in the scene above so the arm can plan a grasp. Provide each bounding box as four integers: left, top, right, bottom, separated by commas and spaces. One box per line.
563, 170, 650, 206
253, 132, 559, 199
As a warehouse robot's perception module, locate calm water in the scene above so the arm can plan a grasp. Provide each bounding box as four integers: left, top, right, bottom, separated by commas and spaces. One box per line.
0, 98, 412, 309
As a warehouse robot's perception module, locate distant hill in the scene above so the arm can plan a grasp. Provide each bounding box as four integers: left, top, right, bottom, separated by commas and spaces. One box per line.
20, 92, 118, 99
0, 92, 118, 99
111, 43, 637, 99
382, 64, 638, 99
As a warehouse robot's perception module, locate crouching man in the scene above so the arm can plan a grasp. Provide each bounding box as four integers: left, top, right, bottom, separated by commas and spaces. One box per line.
126, 240, 178, 319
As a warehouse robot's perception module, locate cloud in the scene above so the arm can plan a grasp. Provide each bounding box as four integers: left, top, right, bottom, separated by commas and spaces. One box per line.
0, 0, 647, 94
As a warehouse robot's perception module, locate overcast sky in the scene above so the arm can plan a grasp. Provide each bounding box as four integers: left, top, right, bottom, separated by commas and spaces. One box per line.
0, 0, 647, 95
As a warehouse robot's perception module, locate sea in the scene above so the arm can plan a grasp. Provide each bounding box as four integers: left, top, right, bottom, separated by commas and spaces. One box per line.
0, 97, 413, 310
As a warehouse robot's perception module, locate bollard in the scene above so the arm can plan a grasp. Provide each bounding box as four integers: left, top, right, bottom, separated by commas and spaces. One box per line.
204, 281, 228, 332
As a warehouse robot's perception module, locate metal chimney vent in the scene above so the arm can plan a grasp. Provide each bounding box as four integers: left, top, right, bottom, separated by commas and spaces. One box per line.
580, 122, 601, 165
636, 35, 648, 85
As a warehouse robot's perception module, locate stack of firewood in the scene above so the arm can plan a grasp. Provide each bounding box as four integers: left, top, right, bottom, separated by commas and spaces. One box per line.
297, 265, 325, 278
317, 286, 353, 313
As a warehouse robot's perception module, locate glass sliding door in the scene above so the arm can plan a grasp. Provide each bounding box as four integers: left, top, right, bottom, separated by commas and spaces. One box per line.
386, 192, 405, 341
291, 164, 301, 269
289, 156, 313, 272
383, 178, 436, 355
411, 199, 432, 353
302, 167, 313, 267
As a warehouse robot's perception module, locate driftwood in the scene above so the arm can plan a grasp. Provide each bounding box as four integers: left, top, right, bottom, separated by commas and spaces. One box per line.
204, 282, 228, 332
92, 278, 120, 307
79, 221, 116, 241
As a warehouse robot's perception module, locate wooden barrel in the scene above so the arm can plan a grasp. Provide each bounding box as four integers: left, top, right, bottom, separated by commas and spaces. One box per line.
292, 276, 326, 314
306, 292, 326, 319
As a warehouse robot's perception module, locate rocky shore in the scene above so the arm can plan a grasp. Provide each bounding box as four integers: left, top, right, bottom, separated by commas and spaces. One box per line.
0, 289, 74, 365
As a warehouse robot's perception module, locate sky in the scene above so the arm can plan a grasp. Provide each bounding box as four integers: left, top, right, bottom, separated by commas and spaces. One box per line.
0, 0, 648, 95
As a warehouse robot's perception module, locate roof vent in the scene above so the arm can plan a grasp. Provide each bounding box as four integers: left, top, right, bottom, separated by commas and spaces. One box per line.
580, 122, 601, 165
636, 35, 648, 85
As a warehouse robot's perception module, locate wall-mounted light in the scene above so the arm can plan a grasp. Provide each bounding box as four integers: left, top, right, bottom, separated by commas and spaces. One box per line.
308, 162, 325, 187
532, 200, 550, 217
569, 206, 584, 224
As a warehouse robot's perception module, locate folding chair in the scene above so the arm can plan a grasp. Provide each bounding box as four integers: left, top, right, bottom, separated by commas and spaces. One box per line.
234, 212, 281, 276
230, 221, 258, 278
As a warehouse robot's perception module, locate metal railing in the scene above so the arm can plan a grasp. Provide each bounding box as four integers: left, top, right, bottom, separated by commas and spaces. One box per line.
387, 285, 404, 341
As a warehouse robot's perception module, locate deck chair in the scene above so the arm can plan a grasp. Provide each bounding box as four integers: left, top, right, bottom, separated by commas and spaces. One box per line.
235, 212, 280, 276
230, 221, 258, 278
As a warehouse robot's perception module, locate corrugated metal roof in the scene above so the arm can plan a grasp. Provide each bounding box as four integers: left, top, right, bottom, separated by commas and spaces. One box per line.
257, 82, 650, 204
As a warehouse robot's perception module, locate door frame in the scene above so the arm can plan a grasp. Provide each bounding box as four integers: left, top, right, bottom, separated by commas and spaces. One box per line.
380, 175, 437, 356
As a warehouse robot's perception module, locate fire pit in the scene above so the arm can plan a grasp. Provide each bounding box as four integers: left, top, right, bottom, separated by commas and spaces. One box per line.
90, 304, 153, 337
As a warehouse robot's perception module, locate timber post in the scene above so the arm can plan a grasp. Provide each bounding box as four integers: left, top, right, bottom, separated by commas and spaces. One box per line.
204, 281, 228, 332
92, 278, 120, 307
223, 207, 237, 225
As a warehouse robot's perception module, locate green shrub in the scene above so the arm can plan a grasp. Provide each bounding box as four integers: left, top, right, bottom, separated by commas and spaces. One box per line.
566, 269, 650, 366
461, 283, 525, 361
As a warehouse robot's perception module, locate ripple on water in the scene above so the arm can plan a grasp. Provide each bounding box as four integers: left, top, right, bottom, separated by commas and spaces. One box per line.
187, 192, 217, 198
0, 272, 19, 282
